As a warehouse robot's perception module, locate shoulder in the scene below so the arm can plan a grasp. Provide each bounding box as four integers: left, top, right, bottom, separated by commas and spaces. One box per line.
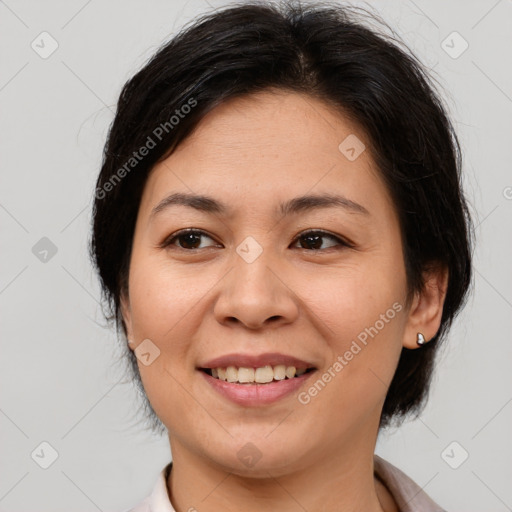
123, 462, 174, 512
122, 496, 151, 512
374, 455, 446, 512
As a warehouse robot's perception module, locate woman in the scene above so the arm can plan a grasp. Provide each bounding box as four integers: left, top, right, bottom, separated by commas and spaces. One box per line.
90, 2, 473, 511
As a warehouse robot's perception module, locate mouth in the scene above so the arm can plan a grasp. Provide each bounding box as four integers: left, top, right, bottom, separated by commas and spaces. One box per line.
198, 365, 317, 385
196, 352, 318, 405
198, 364, 318, 406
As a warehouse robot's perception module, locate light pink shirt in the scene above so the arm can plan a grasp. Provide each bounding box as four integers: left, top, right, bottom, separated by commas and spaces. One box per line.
126, 455, 445, 512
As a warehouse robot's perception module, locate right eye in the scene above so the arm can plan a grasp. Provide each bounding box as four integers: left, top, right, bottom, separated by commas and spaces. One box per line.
161, 229, 221, 250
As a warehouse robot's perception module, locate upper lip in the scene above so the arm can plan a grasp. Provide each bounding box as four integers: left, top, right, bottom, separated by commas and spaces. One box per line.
199, 352, 316, 370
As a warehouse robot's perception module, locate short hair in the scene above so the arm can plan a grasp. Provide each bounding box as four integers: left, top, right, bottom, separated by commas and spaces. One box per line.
90, 0, 473, 433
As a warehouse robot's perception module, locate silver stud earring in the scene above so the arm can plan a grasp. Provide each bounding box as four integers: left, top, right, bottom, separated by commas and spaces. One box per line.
416, 332, 427, 346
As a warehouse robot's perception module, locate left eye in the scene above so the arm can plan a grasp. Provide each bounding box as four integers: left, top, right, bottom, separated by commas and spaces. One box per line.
291, 230, 349, 250
161, 229, 350, 251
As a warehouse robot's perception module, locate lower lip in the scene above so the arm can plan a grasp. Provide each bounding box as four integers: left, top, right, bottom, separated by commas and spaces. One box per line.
199, 369, 316, 406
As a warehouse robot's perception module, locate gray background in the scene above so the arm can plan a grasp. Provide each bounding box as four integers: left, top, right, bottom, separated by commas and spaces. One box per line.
1, 0, 511, 510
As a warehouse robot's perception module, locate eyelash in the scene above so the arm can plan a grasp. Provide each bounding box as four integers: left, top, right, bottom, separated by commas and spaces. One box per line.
160, 228, 353, 252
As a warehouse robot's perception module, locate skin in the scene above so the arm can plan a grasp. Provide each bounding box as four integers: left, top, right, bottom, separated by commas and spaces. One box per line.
121, 90, 448, 512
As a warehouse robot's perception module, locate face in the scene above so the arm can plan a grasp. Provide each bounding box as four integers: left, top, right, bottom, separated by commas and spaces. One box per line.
122, 90, 430, 476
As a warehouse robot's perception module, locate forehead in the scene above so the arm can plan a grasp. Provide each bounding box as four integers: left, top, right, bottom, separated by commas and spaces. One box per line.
175, 90, 369, 163
140, 90, 393, 220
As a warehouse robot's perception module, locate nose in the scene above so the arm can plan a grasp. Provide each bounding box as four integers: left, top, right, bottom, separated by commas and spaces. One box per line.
213, 247, 300, 330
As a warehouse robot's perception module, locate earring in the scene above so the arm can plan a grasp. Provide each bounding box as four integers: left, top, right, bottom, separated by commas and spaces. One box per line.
416, 333, 427, 346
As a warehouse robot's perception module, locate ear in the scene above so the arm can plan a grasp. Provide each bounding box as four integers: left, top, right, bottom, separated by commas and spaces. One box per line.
120, 291, 135, 351
402, 263, 449, 349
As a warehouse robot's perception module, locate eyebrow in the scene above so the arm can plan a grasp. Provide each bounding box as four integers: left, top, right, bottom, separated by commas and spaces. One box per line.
150, 191, 370, 219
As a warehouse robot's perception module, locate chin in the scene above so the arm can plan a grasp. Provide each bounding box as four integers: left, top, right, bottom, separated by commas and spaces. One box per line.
205, 439, 307, 478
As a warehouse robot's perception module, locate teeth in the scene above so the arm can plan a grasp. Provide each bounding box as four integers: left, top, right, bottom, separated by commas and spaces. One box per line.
207, 364, 312, 383
238, 367, 255, 383
226, 366, 238, 383
285, 366, 296, 379
273, 364, 286, 380
254, 366, 274, 383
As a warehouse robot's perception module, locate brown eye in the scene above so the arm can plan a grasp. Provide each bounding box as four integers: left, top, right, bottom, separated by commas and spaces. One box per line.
162, 229, 220, 250
293, 230, 350, 250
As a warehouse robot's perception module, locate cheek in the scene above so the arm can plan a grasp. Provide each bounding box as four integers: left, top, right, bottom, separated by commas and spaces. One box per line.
297, 295, 405, 437
295, 254, 406, 342
294, 258, 406, 421
125, 255, 207, 427
127, 254, 209, 342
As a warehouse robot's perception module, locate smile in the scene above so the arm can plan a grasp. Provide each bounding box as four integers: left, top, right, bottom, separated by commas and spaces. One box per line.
201, 365, 315, 384
198, 366, 317, 406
